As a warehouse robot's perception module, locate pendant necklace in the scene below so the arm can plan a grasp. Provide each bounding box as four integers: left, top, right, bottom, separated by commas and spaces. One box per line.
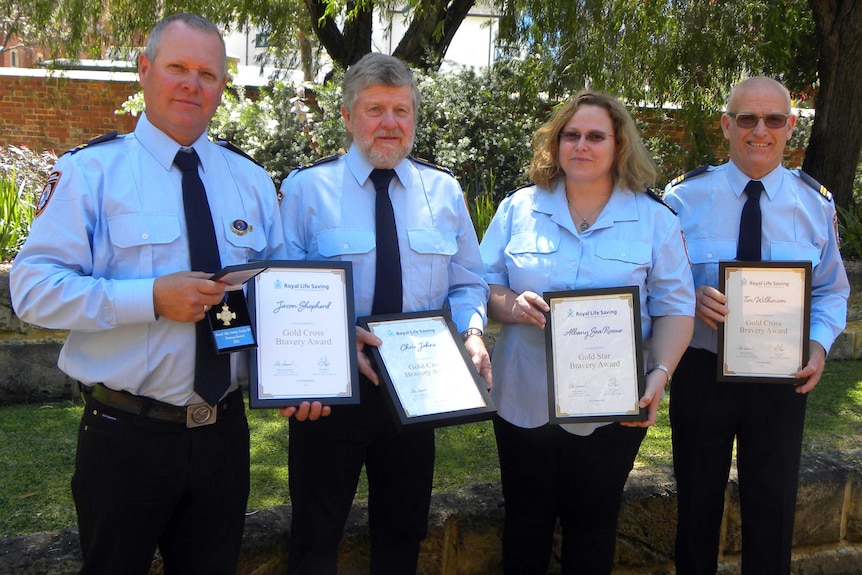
569, 202, 605, 232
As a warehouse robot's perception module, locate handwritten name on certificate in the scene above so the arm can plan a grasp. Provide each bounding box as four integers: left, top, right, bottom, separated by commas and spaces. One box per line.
255, 268, 352, 399
548, 291, 641, 419
721, 264, 809, 380
370, 316, 486, 417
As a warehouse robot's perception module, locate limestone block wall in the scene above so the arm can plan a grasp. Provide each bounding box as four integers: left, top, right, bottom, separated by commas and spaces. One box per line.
1, 454, 861, 575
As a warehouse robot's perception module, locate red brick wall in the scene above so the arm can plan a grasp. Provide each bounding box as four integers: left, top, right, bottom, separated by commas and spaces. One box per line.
0, 72, 807, 169
0, 75, 139, 154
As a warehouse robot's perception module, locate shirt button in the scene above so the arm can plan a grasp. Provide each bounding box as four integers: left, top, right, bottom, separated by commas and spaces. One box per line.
620, 252, 626, 257
343, 243, 349, 249
707, 253, 714, 259
435, 244, 441, 250
141, 233, 149, 240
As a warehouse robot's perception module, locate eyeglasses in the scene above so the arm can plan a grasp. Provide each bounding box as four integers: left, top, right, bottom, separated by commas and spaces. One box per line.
727, 112, 791, 129
558, 131, 614, 144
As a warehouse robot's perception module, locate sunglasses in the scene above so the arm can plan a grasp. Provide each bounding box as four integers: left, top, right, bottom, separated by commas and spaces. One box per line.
558, 130, 614, 144
727, 112, 791, 129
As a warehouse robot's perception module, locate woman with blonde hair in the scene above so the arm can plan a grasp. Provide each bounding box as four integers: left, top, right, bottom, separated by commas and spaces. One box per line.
480, 90, 695, 574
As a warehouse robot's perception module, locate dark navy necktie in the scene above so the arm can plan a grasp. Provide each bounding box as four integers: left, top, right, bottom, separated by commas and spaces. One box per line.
174, 149, 230, 405
370, 169, 403, 315
737, 179, 764, 262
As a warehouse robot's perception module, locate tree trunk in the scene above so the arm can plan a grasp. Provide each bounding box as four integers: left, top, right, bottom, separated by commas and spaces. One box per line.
803, 0, 862, 211
304, 0, 373, 70
393, 0, 476, 71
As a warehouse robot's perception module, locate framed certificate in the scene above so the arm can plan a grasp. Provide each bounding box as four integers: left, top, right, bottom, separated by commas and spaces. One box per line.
248, 261, 359, 408
358, 310, 495, 429
544, 287, 646, 424
717, 261, 812, 383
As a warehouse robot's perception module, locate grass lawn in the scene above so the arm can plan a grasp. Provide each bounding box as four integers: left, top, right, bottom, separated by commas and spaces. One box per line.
1, 359, 860, 537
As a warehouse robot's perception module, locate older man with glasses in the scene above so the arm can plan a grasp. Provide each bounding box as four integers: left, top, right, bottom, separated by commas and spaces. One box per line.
663, 76, 849, 574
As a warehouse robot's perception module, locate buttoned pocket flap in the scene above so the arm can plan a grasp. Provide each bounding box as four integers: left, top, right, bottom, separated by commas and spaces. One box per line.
686, 239, 737, 265
407, 228, 458, 255
506, 229, 560, 254
109, 214, 180, 248
771, 242, 821, 266
595, 240, 650, 264
317, 228, 375, 257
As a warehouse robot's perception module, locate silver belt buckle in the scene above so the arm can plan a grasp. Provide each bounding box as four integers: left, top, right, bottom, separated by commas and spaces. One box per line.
186, 402, 218, 428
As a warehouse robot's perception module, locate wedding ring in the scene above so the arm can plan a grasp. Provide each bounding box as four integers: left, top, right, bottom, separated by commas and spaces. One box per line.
520, 311, 527, 318
203, 305, 209, 313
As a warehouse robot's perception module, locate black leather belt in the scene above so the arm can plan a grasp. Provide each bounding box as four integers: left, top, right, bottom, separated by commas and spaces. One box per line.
80, 383, 238, 428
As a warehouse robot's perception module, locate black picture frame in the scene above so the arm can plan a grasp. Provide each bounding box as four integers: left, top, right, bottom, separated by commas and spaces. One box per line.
248, 261, 359, 408
544, 286, 646, 424
358, 309, 495, 430
717, 261, 812, 383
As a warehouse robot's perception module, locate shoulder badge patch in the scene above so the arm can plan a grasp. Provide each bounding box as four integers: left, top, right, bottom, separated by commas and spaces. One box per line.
667, 165, 710, 188
798, 170, 833, 202
645, 188, 677, 215
35, 170, 61, 217
293, 154, 340, 173
409, 156, 454, 176
63, 132, 119, 156
216, 139, 264, 168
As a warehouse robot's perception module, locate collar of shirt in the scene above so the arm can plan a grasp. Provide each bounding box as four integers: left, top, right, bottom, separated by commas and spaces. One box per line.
345, 144, 409, 189
540, 178, 637, 235
134, 112, 213, 174
725, 160, 785, 202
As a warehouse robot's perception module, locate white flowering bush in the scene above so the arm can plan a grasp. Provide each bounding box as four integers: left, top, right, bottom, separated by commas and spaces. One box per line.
207, 59, 557, 235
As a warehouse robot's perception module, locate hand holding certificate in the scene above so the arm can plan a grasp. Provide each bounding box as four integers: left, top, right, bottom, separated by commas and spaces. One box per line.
544, 287, 646, 423
358, 311, 495, 429
718, 261, 812, 382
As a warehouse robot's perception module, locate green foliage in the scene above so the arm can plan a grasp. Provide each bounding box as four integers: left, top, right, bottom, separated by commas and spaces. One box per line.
0, 175, 29, 260
0, 146, 56, 261
837, 204, 862, 260
207, 59, 550, 209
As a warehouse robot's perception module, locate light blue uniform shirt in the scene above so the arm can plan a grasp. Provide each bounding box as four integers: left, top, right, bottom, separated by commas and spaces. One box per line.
480, 180, 695, 435
279, 145, 488, 331
663, 161, 849, 354
11, 112, 286, 405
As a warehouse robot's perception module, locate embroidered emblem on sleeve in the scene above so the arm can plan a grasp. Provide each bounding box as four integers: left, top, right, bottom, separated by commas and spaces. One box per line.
35, 171, 61, 217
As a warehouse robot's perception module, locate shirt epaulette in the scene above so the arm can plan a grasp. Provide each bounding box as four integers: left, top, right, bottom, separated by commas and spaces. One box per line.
797, 170, 833, 202
293, 154, 340, 173
645, 188, 678, 215
409, 156, 453, 176
63, 132, 119, 156
667, 165, 710, 188
505, 183, 534, 198
216, 139, 263, 168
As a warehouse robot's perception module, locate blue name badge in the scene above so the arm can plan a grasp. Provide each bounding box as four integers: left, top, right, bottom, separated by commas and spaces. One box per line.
215, 325, 256, 349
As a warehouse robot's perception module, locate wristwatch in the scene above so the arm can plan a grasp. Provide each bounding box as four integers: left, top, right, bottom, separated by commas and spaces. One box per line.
461, 328, 484, 340
647, 364, 671, 384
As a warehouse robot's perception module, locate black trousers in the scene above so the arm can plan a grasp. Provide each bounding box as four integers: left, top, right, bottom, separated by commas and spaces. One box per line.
286, 377, 435, 575
72, 389, 250, 575
494, 415, 646, 575
670, 347, 807, 575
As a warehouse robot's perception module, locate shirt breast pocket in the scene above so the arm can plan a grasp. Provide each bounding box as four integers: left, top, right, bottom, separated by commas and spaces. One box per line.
771, 242, 821, 267
107, 213, 180, 277
406, 229, 458, 300
594, 240, 650, 285
505, 230, 560, 291
316, 228, 376, 259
